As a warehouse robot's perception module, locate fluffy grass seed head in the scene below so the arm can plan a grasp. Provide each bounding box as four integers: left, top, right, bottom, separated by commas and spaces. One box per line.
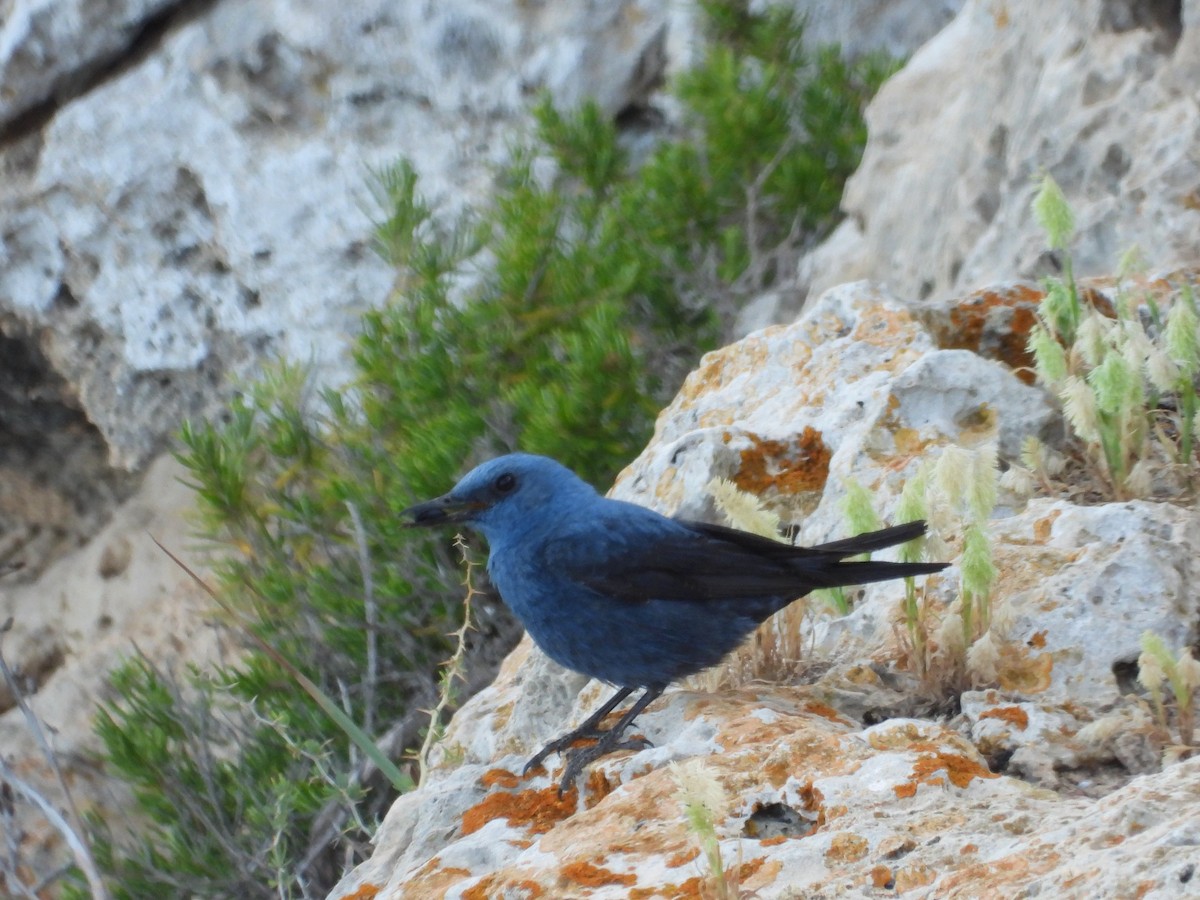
1145, 345, 1181, 394
1122, 318, 1154, 375
1018, 435, 1044, 472
935, 610, 966, 658
1039, 280, 1079, 341
671, 758, 730, 825
1029, 323, 1068, 386
966, 629, 1001, 684
895, 462, 931, 563
841, 478, 882, 537
1138, 631, 1171, 695
934, 446, 973, 512
1075, 312, 1113, 369
670, 758, 729, 882
1124, 458, 1154, 498
1116, 244, 1148, 280
1165, 290, 1200, 378
1032, 173, 1075, 251
968, 442, 999, 521
1060, 375, 1101, 443
960, 521, 997, 600
1088, 349, 1139, 417
707, 477, 781, 539
1177, 648, 1200, 694
1018, 435, 1063, 477
1076, 714, 1126, 749
999, 464, 1034, 496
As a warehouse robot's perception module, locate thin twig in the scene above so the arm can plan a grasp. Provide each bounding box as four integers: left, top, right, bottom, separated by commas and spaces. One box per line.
345, 501, 378, 739
0, 619, 109, 899
0, 761, 108, 899
417, 536, 478, 784
0, 779, 38, 899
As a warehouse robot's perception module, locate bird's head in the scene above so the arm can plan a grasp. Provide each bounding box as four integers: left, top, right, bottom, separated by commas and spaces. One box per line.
402, 453, 598, 542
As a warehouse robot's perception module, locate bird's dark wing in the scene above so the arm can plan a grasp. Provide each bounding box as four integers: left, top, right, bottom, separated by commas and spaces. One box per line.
541, 501, 943, 605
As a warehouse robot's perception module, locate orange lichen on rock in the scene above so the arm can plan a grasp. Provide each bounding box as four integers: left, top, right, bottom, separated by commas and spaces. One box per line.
735, 856, 768, 885
997, 648, 1054, 693
559, 860, 637, 888
585, 768, 616, 805
1033, 509, 1061, 542
804, 700, 848, 723
461, 784, 576, 836
942, 284, 1043, 382
980, 706, 1030, 730
462, 874, 544, 900
403, 857, 476, 899
894, 862, 937, 892
892, 426, 928, 455
826, 832, 870, 863
666, 846, 701, 868
481, 768, 520, 789
870, 865, 894, 888
906, 752, 998, 791
853, 304, 921, 346
733, 427, 831, 495
938, 845, 1063, 894
1028, 630, 1048, 649
337, 884, 380, 900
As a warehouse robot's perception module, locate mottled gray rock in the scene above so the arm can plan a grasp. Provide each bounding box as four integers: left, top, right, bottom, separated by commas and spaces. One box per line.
0, 0, 178, 127
793, 0, 963, 58
803, 0, 1200, 304
0, 0, 673, 578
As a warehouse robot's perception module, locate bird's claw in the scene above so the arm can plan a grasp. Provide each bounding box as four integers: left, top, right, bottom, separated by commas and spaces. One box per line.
523, 731, 595, 776
554, 734, 654, 796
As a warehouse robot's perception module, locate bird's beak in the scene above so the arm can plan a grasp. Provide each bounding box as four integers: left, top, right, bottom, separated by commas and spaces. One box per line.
401, 493, 486, 528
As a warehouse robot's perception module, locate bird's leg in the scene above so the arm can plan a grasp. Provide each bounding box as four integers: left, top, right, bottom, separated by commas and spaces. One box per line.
523, 686, 635, 776
557, 685, 664, 795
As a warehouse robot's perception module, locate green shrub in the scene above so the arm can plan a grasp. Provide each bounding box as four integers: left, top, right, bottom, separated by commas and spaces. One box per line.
77, 4, 895, 896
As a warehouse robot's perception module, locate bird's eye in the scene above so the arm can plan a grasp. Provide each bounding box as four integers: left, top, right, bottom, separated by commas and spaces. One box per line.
494, 473, 517, 494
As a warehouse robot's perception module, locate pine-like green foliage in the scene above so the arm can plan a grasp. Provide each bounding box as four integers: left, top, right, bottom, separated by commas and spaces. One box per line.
80, 4, 895, 895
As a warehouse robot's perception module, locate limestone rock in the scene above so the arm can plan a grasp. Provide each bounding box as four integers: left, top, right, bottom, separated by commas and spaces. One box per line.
0, 0, 177, 127
0, 455, 222, 880
329, 278, 1200, 898
803, 0, 1200, 304
0, 0, 675, 581
790, 0, 963, 59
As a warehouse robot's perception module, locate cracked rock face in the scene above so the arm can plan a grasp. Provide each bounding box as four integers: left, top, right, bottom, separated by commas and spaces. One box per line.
328, 278, 1200, 899
0, 0, 676, 576
801, 0, 1200, 305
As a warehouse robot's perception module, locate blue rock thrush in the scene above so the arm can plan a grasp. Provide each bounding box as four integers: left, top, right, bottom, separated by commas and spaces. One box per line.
403, 453, 947, 792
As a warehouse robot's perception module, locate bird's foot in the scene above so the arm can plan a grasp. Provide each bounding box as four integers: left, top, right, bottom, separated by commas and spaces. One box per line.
555, 733, 653, 796
523, 726, 605, 777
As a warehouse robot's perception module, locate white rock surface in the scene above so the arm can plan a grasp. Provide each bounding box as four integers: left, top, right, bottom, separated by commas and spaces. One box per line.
803, 0, 1200, 303
0, 0, 177, 126
1, 0, 675, 474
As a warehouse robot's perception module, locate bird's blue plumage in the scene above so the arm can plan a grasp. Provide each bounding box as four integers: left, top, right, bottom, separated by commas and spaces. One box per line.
404, 452, 947, 789
406, 452, 943, 687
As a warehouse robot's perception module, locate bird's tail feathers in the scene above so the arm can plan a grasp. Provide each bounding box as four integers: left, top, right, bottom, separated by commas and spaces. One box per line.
821, 558, 948, 589
811, 520, 930, 557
